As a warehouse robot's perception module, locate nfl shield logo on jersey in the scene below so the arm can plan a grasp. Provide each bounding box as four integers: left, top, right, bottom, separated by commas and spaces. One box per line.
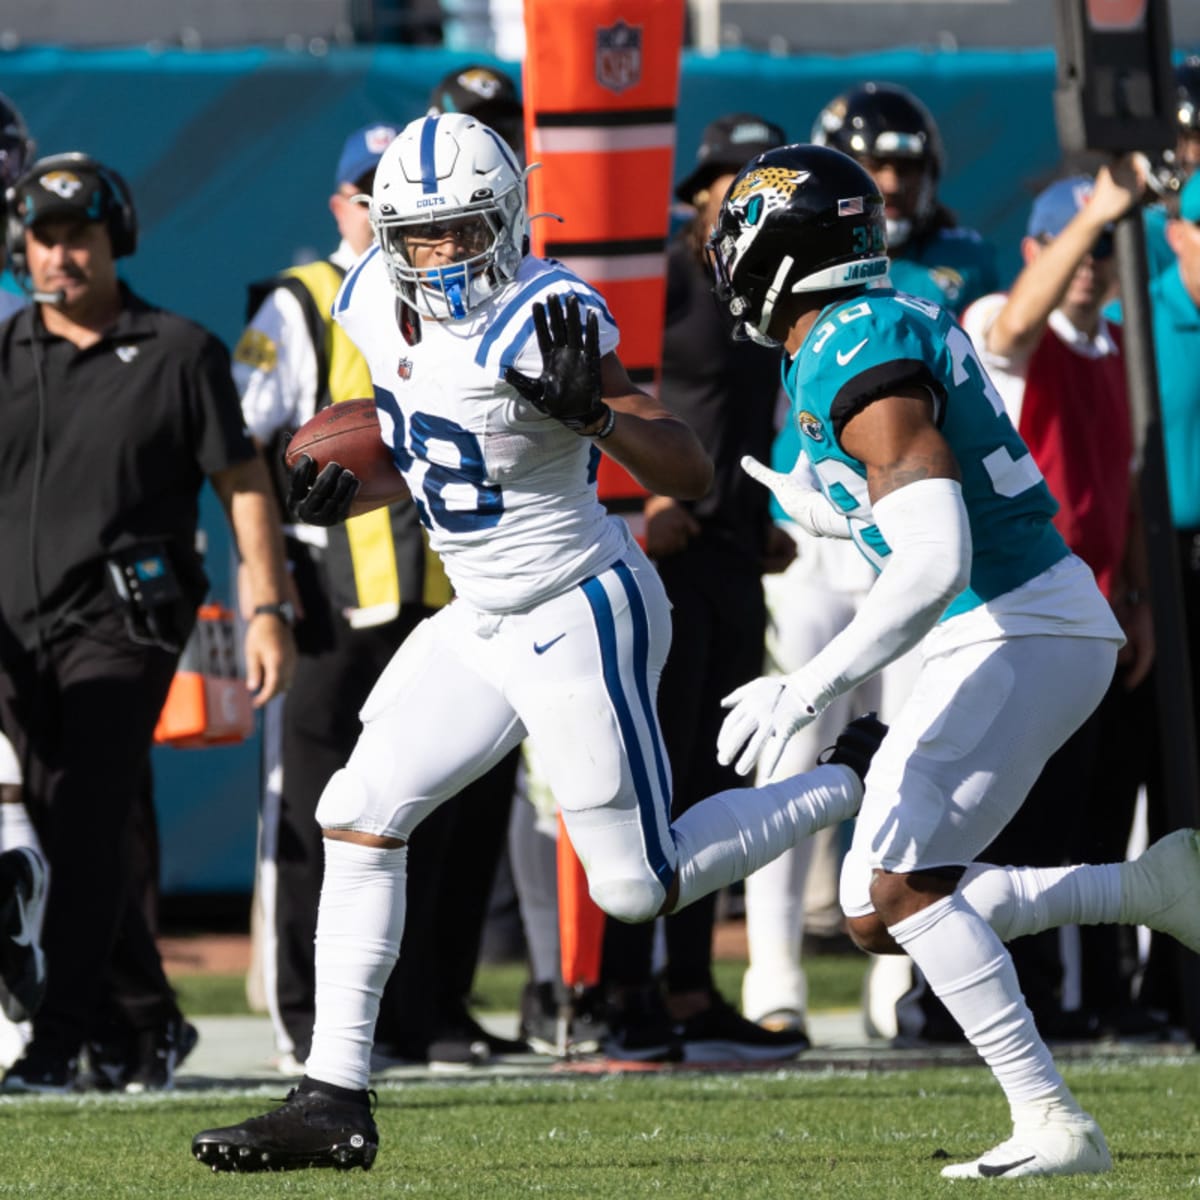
397, 357, 413, 380
595, 21, 641, 94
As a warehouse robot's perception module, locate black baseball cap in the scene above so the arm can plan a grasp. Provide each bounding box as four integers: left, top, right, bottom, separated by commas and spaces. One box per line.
13, 160, 112, 229
428, 64, 522, 124
675, 112, 787, 204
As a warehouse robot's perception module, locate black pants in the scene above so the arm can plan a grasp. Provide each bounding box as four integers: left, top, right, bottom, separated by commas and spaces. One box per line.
603, 540, 766, 996
0, 607, 183, 1055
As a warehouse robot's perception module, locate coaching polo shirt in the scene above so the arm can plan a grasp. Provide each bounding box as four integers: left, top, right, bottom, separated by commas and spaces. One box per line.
0, 286, 255, 653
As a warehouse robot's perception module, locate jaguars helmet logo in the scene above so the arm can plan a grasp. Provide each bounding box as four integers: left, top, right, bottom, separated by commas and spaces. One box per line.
729, 167, 811, 217
797, 410, 826, 443
39, 170, 85, 199
455, 67, 507, 103
929, 266, 964, 303
718, 168, 813, 280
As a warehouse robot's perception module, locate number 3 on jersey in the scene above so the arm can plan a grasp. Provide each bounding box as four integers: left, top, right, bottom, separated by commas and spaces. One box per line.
376, 386, 504, 532
945, 324, 1043, 498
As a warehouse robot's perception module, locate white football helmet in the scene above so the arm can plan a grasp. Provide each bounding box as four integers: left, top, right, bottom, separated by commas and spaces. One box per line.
370, 112, 527, 320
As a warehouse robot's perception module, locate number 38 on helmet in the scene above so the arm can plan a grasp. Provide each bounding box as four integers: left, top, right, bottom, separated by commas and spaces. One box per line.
706, 143, 889, 347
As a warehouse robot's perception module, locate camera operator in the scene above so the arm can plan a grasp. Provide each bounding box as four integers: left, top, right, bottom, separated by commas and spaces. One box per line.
0, 153, 295, 1091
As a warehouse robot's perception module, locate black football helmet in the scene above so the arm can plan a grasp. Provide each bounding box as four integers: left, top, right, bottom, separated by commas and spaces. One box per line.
1153, 57, 1200, 193
706, 143, 888, 346
0, 93, 34, 191
1178, 56, 1200, 133
811, 81, 942, 246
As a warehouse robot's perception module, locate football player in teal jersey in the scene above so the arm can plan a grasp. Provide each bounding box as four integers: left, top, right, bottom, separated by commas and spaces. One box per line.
812, 81, 997, 316
708, 142, 1200, 1179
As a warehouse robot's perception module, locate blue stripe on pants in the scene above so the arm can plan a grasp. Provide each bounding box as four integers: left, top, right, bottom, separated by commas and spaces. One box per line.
582, 566, 675, 891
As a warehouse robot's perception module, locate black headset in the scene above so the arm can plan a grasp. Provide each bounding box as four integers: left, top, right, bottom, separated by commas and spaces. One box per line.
4, 151, 138, 283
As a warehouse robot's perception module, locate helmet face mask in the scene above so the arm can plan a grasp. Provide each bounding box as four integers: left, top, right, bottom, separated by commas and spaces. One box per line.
811, 82, 943, 247
370, 113, 527, 320
707, 144, 888, 346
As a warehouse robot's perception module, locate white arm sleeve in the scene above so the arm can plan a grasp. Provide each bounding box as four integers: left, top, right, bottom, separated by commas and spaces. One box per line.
787, 477, 972, 711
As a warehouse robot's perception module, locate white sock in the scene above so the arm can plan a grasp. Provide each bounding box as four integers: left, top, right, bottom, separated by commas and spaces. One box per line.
742, 840, 814, 1021
305, 839, 408, 1092
889, 892, 1074, 1109
0, 802, 42, 859
670, 764, 861, 912
959, 861, 1122, 941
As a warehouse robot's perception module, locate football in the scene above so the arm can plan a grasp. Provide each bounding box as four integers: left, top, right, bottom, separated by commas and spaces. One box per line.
284, 398, 408, 506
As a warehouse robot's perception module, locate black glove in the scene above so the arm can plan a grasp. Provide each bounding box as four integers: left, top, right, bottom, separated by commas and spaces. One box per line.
504, 293, 609, 434
818, 711, 889, 786
286, 453, 360, 527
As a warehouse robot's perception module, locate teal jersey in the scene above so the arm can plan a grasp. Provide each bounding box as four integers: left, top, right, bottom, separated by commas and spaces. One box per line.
1143, 205, 1174, 282
784, 288, 1068, 620
1148, 264, 1200, 527
886, 226, 999, 317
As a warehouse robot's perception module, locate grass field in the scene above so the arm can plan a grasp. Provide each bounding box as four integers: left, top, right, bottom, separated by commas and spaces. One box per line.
5, 953, 1198, 1195
2, 1060, 1198, 1197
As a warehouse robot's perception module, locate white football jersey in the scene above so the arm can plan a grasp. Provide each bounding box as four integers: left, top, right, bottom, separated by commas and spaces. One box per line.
334, 249, 631, 613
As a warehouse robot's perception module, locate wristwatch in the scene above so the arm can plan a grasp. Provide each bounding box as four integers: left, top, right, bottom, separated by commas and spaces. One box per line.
253, 601, 296, 627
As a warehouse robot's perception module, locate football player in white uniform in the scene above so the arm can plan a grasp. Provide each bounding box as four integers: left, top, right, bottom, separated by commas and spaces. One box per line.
192, 113, 886, 1173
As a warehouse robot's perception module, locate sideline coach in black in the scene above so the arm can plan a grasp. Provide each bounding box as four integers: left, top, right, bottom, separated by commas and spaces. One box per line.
0, 152, 296, 1091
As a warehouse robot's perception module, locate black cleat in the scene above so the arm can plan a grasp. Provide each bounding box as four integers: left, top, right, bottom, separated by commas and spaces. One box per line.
2, 1041, 78, 1094
84, 1012, 199, 1092
674, 993, 810, 1063
602, 984, 681, 1063
192, 1079, 379, 1173
819, 712, 888, 785
125, 1015, 199, 1092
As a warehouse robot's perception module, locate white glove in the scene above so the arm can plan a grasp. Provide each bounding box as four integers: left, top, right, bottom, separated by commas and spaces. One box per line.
717, 674, 820, 779
740, 454, 851, 539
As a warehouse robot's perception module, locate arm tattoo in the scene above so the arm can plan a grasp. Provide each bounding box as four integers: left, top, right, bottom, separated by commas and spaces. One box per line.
868, 452, 944, 501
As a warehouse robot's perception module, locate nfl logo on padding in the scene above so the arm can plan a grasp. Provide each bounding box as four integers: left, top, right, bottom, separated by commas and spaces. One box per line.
596, 21, 641, 94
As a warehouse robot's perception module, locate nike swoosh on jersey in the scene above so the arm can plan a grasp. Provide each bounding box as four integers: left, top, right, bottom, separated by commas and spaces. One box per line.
836, 338, 869, 366
978, 1155, 1038, 1177
533, 634, 566, 655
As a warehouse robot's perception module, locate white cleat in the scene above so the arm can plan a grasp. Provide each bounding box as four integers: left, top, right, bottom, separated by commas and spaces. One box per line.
941, 1112, 1111, 1179
1120, 828, 1200, 953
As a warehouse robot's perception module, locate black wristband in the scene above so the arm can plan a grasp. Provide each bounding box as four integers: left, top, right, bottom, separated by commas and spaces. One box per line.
253, 602, 296, 627
587, 406, 617, 440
